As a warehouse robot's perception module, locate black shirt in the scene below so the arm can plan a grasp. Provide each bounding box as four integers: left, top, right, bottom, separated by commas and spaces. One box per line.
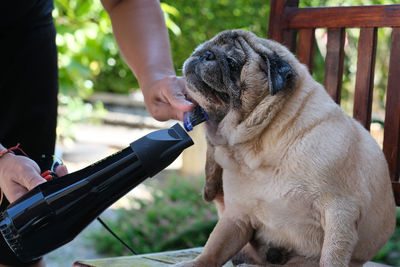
0, 2, 57, 263
0, 0, 54, 33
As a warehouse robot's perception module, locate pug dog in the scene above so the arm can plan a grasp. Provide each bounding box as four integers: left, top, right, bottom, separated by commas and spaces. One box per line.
177, 29, 397, 267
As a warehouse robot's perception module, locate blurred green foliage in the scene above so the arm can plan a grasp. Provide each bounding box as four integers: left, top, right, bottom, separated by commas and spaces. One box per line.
374, 210, 400, 265
57, 95, 106, 142
88, 173, 217, 255
54, 0, 132, 96
54, 0, 271, 96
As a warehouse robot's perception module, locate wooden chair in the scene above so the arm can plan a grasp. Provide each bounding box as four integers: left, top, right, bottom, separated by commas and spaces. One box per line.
268, 1, 400, 206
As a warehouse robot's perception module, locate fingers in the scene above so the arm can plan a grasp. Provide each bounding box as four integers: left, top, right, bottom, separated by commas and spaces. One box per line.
10, 190, 28, 203
13, 158, 46, 191
165, 77, 195, 114
143, 76, 195, 121
0, 153, 72, 204
55, 165, 68, 177
151, 101, 190, 122
168, 95, 195, 121
0, 154, 46, 202
5, 171, 45, 203
169, 76, 196, 112
148, 101, 179, 121
6, 163, 69, 203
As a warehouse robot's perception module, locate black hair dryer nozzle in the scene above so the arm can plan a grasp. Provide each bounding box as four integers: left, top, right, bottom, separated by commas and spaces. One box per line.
0, 123, 193, 262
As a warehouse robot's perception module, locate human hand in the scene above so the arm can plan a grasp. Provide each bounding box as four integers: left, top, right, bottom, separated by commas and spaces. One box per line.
141, 75, 195, 121
0, 153, 68, 203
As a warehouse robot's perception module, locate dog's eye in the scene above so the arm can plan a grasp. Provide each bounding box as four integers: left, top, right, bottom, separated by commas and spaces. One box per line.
199, 51, 215, 61
227, 57, 239, 71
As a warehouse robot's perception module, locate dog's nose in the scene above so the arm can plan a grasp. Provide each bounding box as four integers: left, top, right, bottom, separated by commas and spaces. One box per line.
200, 50, 215, 61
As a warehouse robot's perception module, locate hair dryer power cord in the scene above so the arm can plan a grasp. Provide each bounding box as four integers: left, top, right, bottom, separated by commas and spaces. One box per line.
97, 217, 137, 255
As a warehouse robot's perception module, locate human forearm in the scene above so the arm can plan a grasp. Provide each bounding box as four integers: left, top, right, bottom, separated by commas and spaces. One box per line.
101, 0, 194, 121
102, 0, 175, 90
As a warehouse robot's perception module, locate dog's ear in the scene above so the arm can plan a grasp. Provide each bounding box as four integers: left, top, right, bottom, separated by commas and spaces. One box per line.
261, 52, 295, 96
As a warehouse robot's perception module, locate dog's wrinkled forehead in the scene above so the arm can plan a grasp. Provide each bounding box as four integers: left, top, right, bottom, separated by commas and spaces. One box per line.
192, 31, 246, 61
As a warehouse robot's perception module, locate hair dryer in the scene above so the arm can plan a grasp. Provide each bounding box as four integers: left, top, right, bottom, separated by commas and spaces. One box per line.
0, 123, 193, 263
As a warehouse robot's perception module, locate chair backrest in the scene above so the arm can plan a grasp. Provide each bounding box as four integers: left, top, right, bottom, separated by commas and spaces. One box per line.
268, 0, 400, 205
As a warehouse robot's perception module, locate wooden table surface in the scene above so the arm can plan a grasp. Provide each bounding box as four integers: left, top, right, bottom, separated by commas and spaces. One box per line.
73, 247, 234, 267
73, 247, 391, 267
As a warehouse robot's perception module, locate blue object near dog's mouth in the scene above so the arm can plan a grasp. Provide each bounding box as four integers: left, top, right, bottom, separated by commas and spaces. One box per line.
183, 105, 209, 132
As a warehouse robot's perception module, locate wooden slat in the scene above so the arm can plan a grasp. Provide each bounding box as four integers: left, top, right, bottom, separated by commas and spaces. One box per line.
268, 1, 286, 42
383, 27, 400, 182
297, 28, 316, 74
324, 28, 345, 104
353, 28, 377, 131
393, 182, 400, 206
268, 0, 299, 43
282, 29, 298, 53
284, 5, 400, 29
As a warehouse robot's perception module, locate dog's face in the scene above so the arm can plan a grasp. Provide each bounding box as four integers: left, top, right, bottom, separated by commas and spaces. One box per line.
183, 29, 296, 123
